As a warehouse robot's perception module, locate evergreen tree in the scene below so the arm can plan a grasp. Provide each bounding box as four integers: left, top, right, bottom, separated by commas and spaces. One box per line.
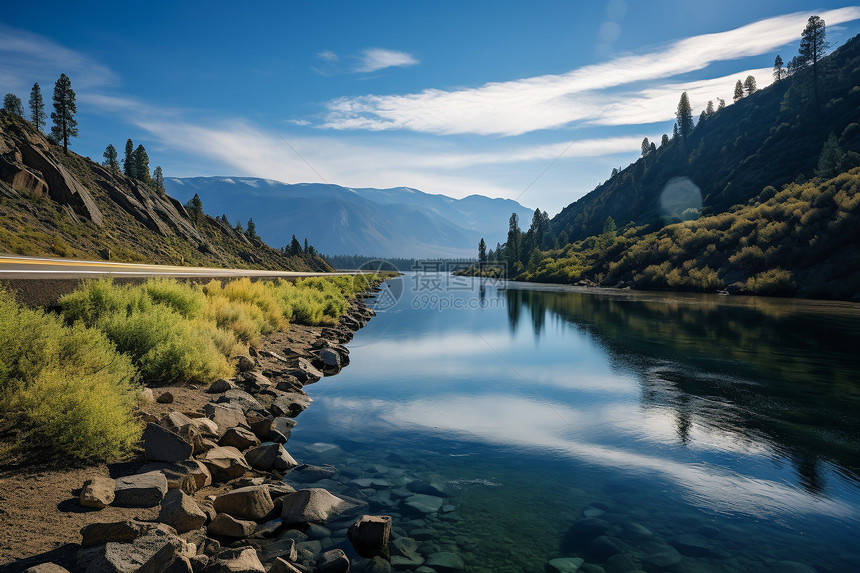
650, 142, 657, 154
304, 238, 309, 254
716, 98, 726, 111
641, 137, 650, 156
289, 235, 302, 256
123, 139, 134, 177
705, 100, 715, 116
611, 167, 619, 177
733, 80, 744, 102
743, 75, 757, 96
234, 220, 243, 233
599, 216, 617, 249
773, 55, 785, 81
132, 144, 150, 182
3, 93, 24, 116
153, 166, 165, 193
29, 83, 46, 132
672, 123, 679, 139
661, 133, 669, 147
815, 132, 843, 179
676, 92, 693, 139
103, 144, 120, 172
505, 212, 521, 271
246, 218, 259, 240
799, 15, 828, 110
478, 238, 487, 264
50, 73, 78, 154
187, 193, 203, 223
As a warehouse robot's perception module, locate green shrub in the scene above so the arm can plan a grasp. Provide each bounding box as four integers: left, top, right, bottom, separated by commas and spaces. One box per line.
0, 290, 140, 461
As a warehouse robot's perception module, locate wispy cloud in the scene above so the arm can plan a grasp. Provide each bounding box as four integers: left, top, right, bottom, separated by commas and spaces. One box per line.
317, 50, 338, 62
322, 7, 860, 136
354, 48, 418, 73
0, 22, 117, 91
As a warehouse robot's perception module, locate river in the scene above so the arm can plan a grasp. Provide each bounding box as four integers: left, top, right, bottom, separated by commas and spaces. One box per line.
283, 272, 860, 573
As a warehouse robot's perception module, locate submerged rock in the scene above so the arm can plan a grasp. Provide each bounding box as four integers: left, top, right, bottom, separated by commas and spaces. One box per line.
402, 494, 444, 515
546, 557, 584, 573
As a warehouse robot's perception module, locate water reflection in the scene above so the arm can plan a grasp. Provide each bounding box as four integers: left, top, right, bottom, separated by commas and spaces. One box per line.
505, 286, 860, 495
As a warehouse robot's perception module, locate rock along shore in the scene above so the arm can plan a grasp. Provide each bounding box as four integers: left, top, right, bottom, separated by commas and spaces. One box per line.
7, 286, 415, 573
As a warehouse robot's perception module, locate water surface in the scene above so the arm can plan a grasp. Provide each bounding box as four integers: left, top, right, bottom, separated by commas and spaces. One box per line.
286, 273, 860, 572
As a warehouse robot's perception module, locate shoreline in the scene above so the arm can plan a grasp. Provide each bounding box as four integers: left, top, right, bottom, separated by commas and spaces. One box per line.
0, 288, 381, 572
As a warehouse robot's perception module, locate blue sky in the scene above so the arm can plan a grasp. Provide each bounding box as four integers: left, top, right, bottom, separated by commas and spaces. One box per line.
2, 1, 860, 215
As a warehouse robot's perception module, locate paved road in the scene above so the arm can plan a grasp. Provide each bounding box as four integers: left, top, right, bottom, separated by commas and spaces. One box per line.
0, 255, 350, 280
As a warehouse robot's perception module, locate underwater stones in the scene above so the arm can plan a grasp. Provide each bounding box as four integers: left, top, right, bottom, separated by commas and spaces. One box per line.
546, 557, 584, 573
642, 545, 682, 569
406, 479, 447, 497
589, 536, 623, 560
669, 533, 720, 558
288, 464, 337, 483
425, 552, 465, 572
402, 494, 444, 515
316, 549, 350, 573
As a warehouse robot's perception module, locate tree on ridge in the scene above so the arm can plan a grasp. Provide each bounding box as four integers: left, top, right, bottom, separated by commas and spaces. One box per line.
29, 83, 46, 132
50, 73, 78, 154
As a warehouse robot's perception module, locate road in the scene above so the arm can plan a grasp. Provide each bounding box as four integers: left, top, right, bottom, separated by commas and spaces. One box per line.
0, 255, 350, 280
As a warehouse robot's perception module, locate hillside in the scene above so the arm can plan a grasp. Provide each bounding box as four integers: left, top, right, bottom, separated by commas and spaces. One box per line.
551, 33, 860, 242
164, 177, 534, 259
0, 112, 329, 271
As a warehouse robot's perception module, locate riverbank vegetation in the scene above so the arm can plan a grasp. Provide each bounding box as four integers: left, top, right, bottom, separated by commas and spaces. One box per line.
0, 275, 376, 462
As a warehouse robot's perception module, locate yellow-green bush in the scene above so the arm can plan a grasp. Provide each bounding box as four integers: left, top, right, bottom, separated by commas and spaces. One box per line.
0, 290, 140, 461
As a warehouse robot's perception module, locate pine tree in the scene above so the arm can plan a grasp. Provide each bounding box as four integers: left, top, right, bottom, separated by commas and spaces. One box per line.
505, 212, 521, 271
123, 139, 134, 177
716, 98, 726, 111
641, 137, 650, 156
661, 133, 669, 147
676, 92, 693, 139
289, 235, 302, 256
799, 15, 828, 110
246, 218, 259, 240
705, 100, 715, 116
773, 55, 785, 81
478, 238, 487, 264
303, 238, 309, 254
733, 80, 744, 102
743, 75, 757, 96
28, 83, 46, 132
50, 73, 78, 154
132, 145, 150, 182
103, 144, 119, 172
3, 93, 24, 116
187, 193, 203, 223
153, 166, 165, 193
650, 142, 657, 154
815, 132, 843, 179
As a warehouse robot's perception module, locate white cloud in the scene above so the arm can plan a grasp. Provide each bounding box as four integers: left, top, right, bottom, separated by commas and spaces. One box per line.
355, 48, 418, 73
317, 50, 339, 62
0, 23, 117, 92
322, 7, 860, 136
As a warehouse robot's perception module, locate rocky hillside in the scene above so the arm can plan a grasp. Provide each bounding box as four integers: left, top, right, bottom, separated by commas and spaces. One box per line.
0, 111, 329, 272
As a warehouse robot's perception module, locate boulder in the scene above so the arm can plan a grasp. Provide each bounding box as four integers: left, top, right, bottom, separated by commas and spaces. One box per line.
291, 358, 323, 384
316, 549, 350, 573
82, 529, 184, 573
189, 418, 220, 439
348, 515, 391, 559
215, 390, 263, 413
406, 479, 447, 497
159, 490, 208, 533
22, 564, 69, 573
545, 557, 584, 573
246, 411, 274, 440
318, 347, 341, 369
207, 514, 257, 538
236, 371, 271, 391
206, 547, 265, 573
281, 488, 355, 524
270, 393, 311, 418
267, 557, 303, 573
144, 423, 193, 463
157, 391, 175, 404
199, 447, 250, 482
113, 471, 168, 507
236, 355, 255, 372
80, 520, 176, 547
207, 379, 235, 394
161, 412, 194, 433
80, 476, 115, 509
244, 443, 298, 472
140, 460, 213, 491
204, 403, 250, 437
218, 427, 260, 450
213, 485, 274, 521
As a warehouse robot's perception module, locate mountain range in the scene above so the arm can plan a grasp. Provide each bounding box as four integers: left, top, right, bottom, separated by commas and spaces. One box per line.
164, 178, 533, 259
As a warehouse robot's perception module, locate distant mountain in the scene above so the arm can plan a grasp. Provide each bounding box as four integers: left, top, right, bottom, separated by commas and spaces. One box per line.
164, 178, 533, 258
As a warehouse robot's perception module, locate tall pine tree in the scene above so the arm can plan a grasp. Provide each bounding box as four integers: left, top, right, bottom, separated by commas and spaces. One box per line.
676, 92, 693, 139
123, 139, 134, 177
50, 73, 78, 154
132, 144, 151, 182
153, 166, 165, 193
103, 144, 119, 172
799, 15, 828, 110
29, 83, 46, 132
773, 55, 785, 81
3, 93, 24, 116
